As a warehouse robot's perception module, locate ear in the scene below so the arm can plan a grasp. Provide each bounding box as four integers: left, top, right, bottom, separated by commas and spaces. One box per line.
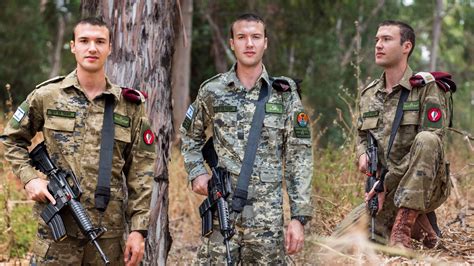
264, 37, 268, 50
402, 41, 412, 55
229, 38, 235, 51
70, 40, 76, 53
108, 43, 112, 56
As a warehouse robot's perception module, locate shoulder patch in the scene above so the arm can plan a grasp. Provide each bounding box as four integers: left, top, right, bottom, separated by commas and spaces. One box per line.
361, 79, 380, 95
35, 76, 65, 89
121, 87, 148, 104
200, 73, 222, 89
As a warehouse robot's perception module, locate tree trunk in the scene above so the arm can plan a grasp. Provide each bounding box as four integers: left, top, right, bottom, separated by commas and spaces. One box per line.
49, 12, 65, 78
430, 0, 443, 71
171, 0, 193, 143
80, 1, 176, 264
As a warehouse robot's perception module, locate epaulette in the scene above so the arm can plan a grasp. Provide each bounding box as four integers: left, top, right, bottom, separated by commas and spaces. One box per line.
410, 71, 456, 93
361, 79, 380, 95
121, 87, 148, 104
200, 73, 222, 89
35, 76, 65, 89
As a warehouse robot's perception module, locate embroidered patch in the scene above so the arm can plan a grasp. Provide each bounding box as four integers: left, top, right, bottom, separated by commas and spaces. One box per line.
182, 105, 195, 130
143, 129, 155, 145
113, 113, 131, 127
265, 103, 283, 114
403, 101, 420, 111
294, 111, 311, 138
423, 103, 443, 128
213, 105, 237, 113
10, 101, 29, 129
362, 111, 379, 118
47, 109, 76, 118
427, 107, 442, 122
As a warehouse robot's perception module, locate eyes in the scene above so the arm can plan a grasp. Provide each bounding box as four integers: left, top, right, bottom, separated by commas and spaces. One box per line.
374, 36, 393, 44
235, 34, 263, 40
77, 38, 108, 45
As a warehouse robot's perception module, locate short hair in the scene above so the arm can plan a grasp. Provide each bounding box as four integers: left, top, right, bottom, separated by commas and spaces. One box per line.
72, 17, 112, 42
379, 20, 416, 58
229, 13, 266, 38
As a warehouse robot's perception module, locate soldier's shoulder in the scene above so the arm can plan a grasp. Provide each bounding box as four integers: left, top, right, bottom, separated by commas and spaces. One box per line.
35, 76, 65, 89
361, 79, 380, 95
200, 73, 224, 89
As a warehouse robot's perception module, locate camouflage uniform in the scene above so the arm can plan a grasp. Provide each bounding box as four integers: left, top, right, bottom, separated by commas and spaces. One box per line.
2, 70, 156, 265
337, 66, 451, 241
180, 65, 313, 265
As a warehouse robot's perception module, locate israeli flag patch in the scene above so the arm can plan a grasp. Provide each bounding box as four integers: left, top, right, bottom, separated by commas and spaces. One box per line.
186, 105, 195, 119
13, 107, 26, 122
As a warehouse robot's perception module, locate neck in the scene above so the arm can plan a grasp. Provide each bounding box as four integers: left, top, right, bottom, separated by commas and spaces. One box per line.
76, 67, 107, 100
384, 62, 408, 94
236, 63, 263, 91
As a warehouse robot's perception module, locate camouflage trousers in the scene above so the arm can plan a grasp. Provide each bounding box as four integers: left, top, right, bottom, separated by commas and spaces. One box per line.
195, 218, 287, 265
334, 131, 450, 241
30, 234, 124, 265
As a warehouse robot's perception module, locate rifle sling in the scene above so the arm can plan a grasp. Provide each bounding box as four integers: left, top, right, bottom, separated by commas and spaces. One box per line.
232, 78, 273, 213
95, 95, 115, 212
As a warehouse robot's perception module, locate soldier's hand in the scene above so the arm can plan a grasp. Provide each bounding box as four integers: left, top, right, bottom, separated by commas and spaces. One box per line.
285, 219, 305, 255
124, 231, 145, 266
24, 178, 56, 205
358, 153, 369, 174
365, 181, 386, 213
192, 173, 211, 196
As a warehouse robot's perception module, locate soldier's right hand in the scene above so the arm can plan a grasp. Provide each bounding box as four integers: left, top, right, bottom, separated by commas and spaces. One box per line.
358, 153, 369, 174
192, 173, 211, 196
24, 178, 56, 205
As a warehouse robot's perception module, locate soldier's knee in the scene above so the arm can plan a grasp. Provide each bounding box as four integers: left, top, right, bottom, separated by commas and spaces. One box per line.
414, 131, 440, 147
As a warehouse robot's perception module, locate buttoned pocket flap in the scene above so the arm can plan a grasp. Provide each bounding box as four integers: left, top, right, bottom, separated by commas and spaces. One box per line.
44, 116, 75, 132
401, 111, 419, 125
115, 126, 131, 143
361, 117, 378, 130
260, 169, 281, 182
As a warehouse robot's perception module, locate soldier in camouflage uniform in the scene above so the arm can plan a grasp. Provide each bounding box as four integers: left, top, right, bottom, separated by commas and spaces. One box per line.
336, 20, 451, 249
1, 18, 156, 265
180, 14, 313, 264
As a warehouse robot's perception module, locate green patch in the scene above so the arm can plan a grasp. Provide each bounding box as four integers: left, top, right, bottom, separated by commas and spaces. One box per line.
182, 117, 192, 131
213, 105, 237, 113
113, 113, 130, 128
139, 122, 156, 152
362, 111, 379, 118
403, 101, 419, 111
294, 127, 311, 138
423, 103, 443, 129
46, 109, 76, 119
265, 103, 284, 114
10, 101, 29, 129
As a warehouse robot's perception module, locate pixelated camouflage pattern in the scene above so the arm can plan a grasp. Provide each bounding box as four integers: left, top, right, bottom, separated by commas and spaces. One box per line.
181, 65, 313, 263
2, 70, 156, 241
350, 66, 451, 239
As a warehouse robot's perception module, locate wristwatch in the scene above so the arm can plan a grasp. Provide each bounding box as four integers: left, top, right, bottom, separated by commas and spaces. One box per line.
292, 216, 311, 226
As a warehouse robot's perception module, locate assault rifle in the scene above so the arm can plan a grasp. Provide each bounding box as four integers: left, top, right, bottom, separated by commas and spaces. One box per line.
365, 132, 380, 241
30, 142, 110, 265
198, 138, 234, 265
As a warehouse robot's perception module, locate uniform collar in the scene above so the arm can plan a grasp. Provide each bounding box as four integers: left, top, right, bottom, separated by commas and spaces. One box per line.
225, 63, 271, 91
379, 65, 414, 92
60, 69, 121, 102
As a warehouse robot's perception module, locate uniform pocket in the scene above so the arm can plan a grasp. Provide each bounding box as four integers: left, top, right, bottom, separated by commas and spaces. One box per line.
115, 126, 131, 143
32, 237, 51, 259
214, 112, 237, 127
44, 116, 75, 132
401, 111, 419, 125
361, 117, 378, 130
260, 169, 282, 182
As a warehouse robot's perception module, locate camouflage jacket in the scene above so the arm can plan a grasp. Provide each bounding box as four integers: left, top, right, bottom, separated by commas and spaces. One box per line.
2, 70, 156, 238
356, 66, 451, 187
180, 65, 313, 218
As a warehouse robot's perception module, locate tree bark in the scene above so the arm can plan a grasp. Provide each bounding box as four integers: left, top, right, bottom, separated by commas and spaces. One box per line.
430, 0, 443, 71
171, 0, 193, 143
49, 12, 65, 78
80, 0, 176, 264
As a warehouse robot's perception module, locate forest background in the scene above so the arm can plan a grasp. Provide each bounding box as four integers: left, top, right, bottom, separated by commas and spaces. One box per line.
0, 0, 472, 264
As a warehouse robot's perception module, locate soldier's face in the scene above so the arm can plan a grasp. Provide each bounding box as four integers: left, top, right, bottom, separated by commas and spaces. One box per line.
374, 25, 411, 68
229, 20, 267, 68
70, 23, 111, 73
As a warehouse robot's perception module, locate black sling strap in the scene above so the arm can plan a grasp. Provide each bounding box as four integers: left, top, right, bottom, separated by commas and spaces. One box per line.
232, 79, 272, 213
386, 88, 409, 159
95, 95, 115, 212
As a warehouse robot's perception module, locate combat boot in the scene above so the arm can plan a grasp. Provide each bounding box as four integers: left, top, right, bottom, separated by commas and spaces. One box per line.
390, 207, 418, 248
411, 213, 438, 248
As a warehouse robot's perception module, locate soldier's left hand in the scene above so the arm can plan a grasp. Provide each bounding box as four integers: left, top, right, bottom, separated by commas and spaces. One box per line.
365, 181, 386, 213
124, 231, 145, 266
285, 219, 305, 255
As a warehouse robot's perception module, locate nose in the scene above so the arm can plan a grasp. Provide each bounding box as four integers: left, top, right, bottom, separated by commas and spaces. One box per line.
88, 41, 98, 53
245, 37, 254, 48
375, 39, 382, 50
